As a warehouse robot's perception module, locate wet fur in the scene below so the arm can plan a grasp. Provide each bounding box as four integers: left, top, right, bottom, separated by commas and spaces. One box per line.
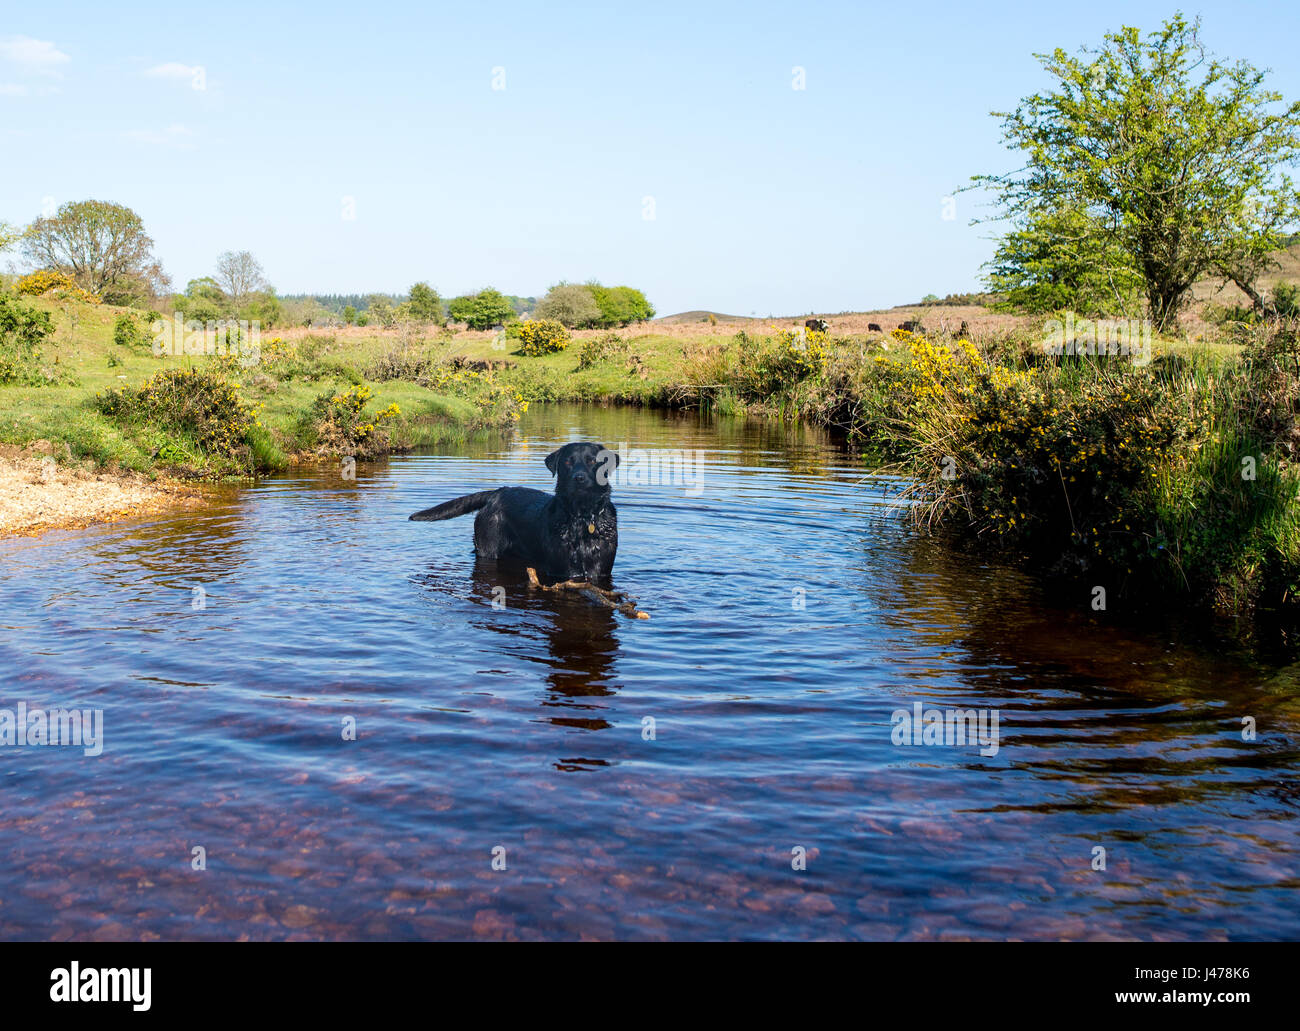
410, 442, 619, 586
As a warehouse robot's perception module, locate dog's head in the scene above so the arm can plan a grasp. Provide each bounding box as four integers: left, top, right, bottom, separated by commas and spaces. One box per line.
545, 441, 618, 502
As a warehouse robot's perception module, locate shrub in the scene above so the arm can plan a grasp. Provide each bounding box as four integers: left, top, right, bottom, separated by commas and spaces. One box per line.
16, 269, 74, 296
303, 384, 401, 458
577, 332, 628, 369
96, 368, 261, 469
0, 291, 56, 385
113, 312, 148, 349
447, 288, 515, 330
534, 284, 602, 328
515, 319, 571, 356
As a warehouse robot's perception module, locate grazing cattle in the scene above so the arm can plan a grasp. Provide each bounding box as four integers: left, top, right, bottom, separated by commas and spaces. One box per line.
957, 320, 970, 338
867, 323, 883, 333
804, 318, 830, 333
899, 320, 923, 333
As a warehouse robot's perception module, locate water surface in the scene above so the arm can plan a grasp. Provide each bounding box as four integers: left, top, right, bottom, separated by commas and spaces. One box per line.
1, 404, 1298, 940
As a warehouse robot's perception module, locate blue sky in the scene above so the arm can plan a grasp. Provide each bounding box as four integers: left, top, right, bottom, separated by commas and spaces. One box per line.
2, 1, 1298, 315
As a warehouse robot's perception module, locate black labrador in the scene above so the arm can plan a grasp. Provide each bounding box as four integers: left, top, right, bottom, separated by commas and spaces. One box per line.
409, 441, 619, 585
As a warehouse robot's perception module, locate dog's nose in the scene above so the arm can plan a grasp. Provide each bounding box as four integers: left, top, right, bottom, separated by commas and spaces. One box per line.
572, 469, 591, 485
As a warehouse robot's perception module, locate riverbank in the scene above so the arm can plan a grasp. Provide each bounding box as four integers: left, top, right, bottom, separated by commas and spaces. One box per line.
0, 442, 203, 537
8, 288, 1300, 628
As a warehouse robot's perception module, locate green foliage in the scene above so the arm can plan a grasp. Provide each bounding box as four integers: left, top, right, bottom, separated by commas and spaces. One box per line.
577, 332, 629, 369
176, 277, 229, 323
367, 296, 397, 328
300, 384, 401, 458
112, 312, 148, 350
95, 368, 262, 470
241, 290, 283, 328
407, 282, 444, 324
587, 283, 656, 326
514, 319, 571, 356
0, 291, 56, 385
977, 13, 1300, 327
987, 204, 1144, 314
342, 305, 357, 325
448, 287, 516, 330
534, 283, 601, 328
535, 282, 655, 328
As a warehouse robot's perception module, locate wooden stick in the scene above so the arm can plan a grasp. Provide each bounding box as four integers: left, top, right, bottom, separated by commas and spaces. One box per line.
526, 567, 650, 619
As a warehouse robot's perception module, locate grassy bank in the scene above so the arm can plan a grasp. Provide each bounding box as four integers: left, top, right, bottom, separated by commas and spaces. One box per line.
0, 294, 527, 477
667, 317, 1300, 625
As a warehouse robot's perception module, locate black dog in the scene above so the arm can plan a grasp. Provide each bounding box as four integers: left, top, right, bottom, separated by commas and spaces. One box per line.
410, 442, 619, 585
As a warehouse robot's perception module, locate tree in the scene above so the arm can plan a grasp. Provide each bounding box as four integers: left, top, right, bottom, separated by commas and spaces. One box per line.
448, 287, 515, 330
242, 290, 283, 328
176, 277, 228, 322
0, 222, 21, 253
342, 305, 357, 325
367, 295, 397, 328
21, 200, 171, 303
976, 14, 1300, 328
985, 203, 1144, 313
407, 282, 444, 323
535, 283, 602, 328
214, 250, 269, 306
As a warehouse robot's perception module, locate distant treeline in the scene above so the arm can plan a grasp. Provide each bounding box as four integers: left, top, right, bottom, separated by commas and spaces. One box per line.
283, 293, 538, 317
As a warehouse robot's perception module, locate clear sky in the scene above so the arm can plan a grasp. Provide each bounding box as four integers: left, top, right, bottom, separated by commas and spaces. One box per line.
2, 1, 1297, 315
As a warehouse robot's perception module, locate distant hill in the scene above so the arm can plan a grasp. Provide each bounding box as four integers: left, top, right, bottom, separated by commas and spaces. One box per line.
654, 309, 746, 324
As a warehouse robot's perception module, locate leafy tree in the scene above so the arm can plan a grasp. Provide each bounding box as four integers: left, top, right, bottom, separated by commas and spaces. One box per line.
367, 295, 397, 328
21, 200, 171, 303
535, 283, 602, 328
985, 203, 1144, 313
177, 277, 229, 322
342, 305, 357, 325
407, 282, 444, 324
976, 14, 1300, 327
215, 250, 269, 305
242, 290, 283, 328
448, 287, 515, 330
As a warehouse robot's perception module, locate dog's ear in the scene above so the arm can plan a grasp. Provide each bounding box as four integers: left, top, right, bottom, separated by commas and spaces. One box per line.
545, 448, 562, 475
598, 444, 619, 468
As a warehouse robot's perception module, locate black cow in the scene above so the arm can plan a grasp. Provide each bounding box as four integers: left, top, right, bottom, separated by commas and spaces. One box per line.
804, 318, 830, 333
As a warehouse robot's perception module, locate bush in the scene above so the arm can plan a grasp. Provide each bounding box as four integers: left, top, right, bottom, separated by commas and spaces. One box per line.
15, 268, 98, 304
515, 319, 571, 356
112, 312, 148, 349
96, 368, 261, 470
577, 332, 628, 369
535, 282, 655, 328
447, 288, 515, 330
0, 291, 56, 385
534, 284, 601, 328
302, 384, 401, 458
16, 269, 73, 296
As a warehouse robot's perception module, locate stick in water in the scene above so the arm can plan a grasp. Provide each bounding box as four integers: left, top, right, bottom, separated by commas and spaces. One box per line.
526, 567, 650, 619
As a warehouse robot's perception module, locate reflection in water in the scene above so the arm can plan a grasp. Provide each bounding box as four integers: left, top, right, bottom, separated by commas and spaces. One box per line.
0, 403, 1297, 941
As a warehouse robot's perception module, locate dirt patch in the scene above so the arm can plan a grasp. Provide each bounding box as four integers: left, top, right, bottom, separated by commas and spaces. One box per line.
0, 442, 205, 538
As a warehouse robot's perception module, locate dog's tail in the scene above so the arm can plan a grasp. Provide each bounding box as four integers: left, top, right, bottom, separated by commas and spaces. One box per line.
409, 489, 498, 522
